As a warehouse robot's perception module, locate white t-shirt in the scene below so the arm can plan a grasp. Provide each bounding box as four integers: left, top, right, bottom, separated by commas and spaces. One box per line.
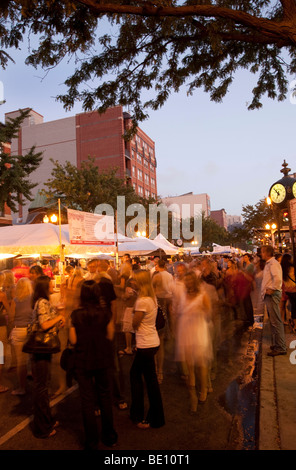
134, 296, 160, 349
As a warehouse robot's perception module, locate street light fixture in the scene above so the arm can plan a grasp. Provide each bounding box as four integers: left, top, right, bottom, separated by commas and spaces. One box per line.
265, 223, 277, 247
136, 231, 146, 237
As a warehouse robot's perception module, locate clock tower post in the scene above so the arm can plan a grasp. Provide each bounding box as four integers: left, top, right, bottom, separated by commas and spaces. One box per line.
268, 160, 296, 266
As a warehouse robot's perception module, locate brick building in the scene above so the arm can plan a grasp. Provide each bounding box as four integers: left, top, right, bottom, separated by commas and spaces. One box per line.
210, 208, 228, 230
0, 136, 13, 226
5, 106, 157, 223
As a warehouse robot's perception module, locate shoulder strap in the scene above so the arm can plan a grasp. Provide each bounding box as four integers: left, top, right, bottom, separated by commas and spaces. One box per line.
288, 275, 296, 284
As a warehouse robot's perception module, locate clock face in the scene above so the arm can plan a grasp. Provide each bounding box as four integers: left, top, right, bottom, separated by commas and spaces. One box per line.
270, 183, 286, 204
293, 182, 296, 198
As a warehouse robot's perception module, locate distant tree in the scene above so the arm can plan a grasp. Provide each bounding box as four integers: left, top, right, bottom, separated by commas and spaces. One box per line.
241, 198, 274, 237
43, 157, 142, 213
200, 213, 231, 251
0, 109, 43, 214
0, 1, 296, 133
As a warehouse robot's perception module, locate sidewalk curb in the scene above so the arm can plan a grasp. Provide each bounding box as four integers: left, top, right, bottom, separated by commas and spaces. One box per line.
258, 321, 280, 450
259, 319, 296, 450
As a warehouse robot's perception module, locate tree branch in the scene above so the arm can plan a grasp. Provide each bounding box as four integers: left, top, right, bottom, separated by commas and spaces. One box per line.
76, 0, 296, 45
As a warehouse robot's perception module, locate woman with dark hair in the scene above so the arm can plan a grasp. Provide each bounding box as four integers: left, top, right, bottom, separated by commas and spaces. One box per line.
29, 275, 65, 438
69, 280, 117, 450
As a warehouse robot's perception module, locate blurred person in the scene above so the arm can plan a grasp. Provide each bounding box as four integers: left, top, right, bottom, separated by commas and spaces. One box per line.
118, 263, 138, 356
171, 263, 187, 337
28, 275, 65, 438
0, 272, 10, 393
9, 277, 33, 395
12, 259, 30, 282
79, 258, 88, 275
130, 270, 165, 429
29, 265, 44, 286
281, 253, 296, 330
261, 246, 286, 356
132, 256, 141, 271
105, 260, 119, 285
53, 266, 84, 398
223, 259, 240, 319
84, 259, 98, 280
175, 271, 213, 411
240, 254, 255, 326
95, 260, 128, 410
171, 263, 188, 380
253, 257, 266, 316
41, 259, 53, 278
114, 258, 133, 342
69, 280, 118, 450
201, 260, 222, 385
3, 270, 16, 368
152, 259, 174, 384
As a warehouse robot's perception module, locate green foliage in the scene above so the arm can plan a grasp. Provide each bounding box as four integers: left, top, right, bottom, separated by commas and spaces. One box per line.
0, 1, 295, 131
201, 212, 231, 251
43, 156, 143, 213
0, 108, 43, 213
241, 197, 274, 235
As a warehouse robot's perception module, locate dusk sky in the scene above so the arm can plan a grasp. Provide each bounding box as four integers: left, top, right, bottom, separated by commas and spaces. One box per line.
1, 32, 295, 220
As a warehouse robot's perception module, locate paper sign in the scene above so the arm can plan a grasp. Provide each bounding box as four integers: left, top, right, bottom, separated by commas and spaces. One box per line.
289, 199, 296, 231
67, 208, 115, 245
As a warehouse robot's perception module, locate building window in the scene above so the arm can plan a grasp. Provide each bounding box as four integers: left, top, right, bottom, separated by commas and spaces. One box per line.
138, 185, 143, 195
138, 169, 143, 180
151, 177, 155, 187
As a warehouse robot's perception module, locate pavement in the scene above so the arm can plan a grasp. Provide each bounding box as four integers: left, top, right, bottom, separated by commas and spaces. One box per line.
0, 310, 295, 452
259, 314, 296, 450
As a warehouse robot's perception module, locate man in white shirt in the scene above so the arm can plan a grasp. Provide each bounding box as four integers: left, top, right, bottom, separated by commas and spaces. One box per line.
261, 245, 287, 356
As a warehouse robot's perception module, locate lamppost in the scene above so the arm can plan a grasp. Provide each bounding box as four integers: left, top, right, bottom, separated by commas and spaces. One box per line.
42, 199, 64, 273
265, 223, 277, 247
268, 160, 296, 268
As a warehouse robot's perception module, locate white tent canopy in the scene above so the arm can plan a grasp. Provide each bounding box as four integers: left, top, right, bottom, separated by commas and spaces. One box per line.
150, 233, 179, 255
0, 223, 70, 255
118, 236, 166, 256
0, 224, 180, 257
0, 223, 116, 255
212, 243, 234, 254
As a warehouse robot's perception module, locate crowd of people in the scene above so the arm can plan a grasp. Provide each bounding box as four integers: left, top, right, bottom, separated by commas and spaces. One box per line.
0, 246, 294, 449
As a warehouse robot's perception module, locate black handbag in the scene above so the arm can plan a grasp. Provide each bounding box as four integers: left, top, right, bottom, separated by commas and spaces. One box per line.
60, 347, 75, 372
156, 304, 166, 331
22, 319, 61, 355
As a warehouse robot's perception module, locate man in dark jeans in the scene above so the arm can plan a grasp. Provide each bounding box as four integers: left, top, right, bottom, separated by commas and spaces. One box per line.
261, 246, 287, 356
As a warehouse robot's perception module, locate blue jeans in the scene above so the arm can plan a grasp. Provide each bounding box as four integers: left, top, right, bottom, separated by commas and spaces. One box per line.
264, 291, 286, 352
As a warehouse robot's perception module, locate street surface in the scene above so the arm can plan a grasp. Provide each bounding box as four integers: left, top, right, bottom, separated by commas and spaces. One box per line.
0, 308, 261, 453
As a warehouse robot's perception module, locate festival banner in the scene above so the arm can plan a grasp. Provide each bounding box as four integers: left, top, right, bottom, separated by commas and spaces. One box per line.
67, 208, 115, 245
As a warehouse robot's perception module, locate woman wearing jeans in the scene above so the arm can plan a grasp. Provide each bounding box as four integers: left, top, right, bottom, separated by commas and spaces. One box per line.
9, 277, 33, 395
130, 270, 165, 429
30, 276, 65, 438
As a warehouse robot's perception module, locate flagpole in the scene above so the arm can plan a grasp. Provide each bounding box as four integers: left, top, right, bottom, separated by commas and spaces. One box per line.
58, 198, 65, 273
